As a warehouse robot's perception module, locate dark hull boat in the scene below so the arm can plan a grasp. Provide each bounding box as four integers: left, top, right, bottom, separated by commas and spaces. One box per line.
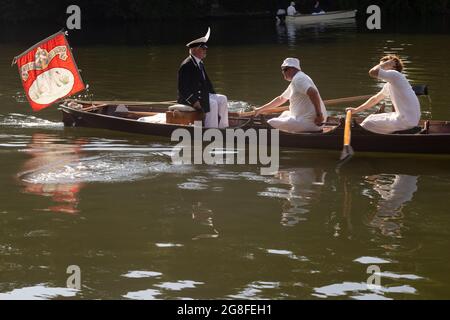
60, 100, 450, 155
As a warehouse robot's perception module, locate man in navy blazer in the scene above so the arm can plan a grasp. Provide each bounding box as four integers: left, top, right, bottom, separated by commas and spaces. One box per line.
177, 28, 229, 128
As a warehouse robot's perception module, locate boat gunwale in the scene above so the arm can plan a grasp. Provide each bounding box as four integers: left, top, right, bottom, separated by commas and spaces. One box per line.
288, 10, 358, 19
63, 98, 174, 107
60, 104, 346, 137
60, 105, 256, 131
60, 100, 450, 137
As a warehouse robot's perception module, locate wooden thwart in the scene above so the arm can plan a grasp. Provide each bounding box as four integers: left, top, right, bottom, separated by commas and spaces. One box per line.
114, 111, 160, 119
166, 110, 204, 125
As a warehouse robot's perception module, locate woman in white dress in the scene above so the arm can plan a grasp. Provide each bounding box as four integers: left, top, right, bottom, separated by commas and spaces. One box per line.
347, 55, 421, 134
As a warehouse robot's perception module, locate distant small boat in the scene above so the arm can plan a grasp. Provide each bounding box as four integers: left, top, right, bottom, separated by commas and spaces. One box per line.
286, 10, 357, 24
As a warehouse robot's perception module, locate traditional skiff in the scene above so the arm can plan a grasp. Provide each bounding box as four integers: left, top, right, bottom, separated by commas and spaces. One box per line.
59, 100, 450, 155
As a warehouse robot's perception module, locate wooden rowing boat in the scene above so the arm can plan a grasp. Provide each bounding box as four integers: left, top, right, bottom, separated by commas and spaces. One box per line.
286, 10, 357, 25
59, 99, 450, 154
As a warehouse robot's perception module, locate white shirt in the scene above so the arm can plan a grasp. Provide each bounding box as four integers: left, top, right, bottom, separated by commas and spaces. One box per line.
191, 55, 206, 80
287, 5, 297, 16
378, 69, 421, 126
191, 55, 202, 66
281, 71, 328, 121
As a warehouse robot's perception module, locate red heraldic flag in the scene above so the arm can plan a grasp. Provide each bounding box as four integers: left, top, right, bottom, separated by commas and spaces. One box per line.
13, 31, 85, 111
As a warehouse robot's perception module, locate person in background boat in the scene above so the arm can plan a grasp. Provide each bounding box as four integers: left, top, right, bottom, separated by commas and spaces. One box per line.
287, 2, 297, 16
255, 58, 328, 133
312, 1, 325, 14
347, 55, 421, 134
275, 0, 288, 23
177, 28, 229, 129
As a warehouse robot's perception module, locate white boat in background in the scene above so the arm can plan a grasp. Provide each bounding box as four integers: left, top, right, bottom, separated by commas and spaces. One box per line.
286, 10, 357, 24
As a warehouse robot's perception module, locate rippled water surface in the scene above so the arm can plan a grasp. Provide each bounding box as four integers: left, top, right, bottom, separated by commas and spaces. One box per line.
1, 18, 450, 300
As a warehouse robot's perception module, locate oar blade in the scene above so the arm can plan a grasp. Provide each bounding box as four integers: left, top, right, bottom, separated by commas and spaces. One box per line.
339, 144, 354, 163
412, 84, 428, 96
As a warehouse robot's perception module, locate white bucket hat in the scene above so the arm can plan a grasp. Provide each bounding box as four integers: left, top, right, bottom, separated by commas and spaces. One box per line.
281, 58, 301, 70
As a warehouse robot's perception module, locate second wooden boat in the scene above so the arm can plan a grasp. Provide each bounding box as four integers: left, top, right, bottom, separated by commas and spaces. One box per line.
286, 10, 357, 25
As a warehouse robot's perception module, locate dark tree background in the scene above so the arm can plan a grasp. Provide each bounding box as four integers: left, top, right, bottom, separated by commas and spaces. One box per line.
0, 0, 448, 23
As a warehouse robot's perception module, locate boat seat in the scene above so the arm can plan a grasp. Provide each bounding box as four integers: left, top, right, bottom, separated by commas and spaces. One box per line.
168, 104, 197, 112
393, 126, 422, 135
166, 104, 203, 125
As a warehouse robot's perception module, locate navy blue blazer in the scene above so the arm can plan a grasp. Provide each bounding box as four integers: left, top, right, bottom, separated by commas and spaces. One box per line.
177, 55, 215, 113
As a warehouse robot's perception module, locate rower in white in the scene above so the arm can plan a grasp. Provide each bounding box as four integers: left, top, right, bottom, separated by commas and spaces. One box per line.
347, 55, 421, 134
255, 58, 328, 133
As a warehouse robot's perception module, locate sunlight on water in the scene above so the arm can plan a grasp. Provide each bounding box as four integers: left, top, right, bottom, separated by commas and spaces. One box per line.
122, 271, 163, 279
353, 257, 392, 264
12, 92, 28, 103
0, 284, 78, 300
264, 249, 309, 262
227, 100, 254, 113
0, 114, 63, 129
178, 182, 209, 190
313, 282, 417, 299
155, 243, 184, 248
377, 272, 424, 281
155, 280, 204, 291
123, 289, 161, 300
19, 158, 183, 184
229, 281, 281, 300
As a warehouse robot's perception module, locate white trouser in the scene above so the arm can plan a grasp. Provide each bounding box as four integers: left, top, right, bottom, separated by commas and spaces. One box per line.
267, 111, 322, 133
205, 94, 229, 129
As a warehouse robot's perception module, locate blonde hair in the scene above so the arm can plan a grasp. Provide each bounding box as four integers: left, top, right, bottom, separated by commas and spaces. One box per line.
380, 54, 404, 72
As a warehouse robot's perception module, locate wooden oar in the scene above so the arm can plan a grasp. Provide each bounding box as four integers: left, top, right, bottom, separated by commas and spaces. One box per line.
239, 84, 429, 118
412, 84, 428, 96
339, 110, 354, 163
82, 104, 108, 112
238, 94, 372, 118
265, 95, 372, 115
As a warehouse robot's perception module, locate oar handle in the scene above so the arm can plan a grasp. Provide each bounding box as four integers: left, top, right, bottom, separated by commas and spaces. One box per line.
236, 110, 257, 118
325, 95, 372, 106
253, 95, 373, 116
248, 86, 428, 118
344, 110, 352, 146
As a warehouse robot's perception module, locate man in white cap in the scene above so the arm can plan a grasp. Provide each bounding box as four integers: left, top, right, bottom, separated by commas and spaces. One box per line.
255, 58, 328, 133
177, 28, 229, 129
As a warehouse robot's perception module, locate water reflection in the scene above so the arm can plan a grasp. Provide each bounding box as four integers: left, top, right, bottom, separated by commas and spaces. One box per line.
229, 281, 281, 300
314, 281, 417, 300
276, 18, 357, 46
191, 202, 219, 240
261, 167, 326, 227
338, 176, 353, 238
0, 284, 78, 300
17, 133, 86, 214
363, 174, 418, 238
